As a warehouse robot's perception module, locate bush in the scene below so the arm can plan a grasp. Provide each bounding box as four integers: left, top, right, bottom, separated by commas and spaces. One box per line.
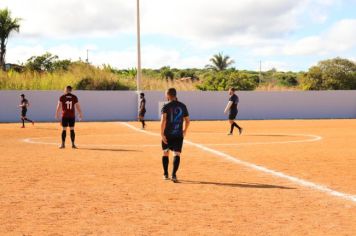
196, 71, 257, 91
301, 58, 356, 90
76, 76, 130, 90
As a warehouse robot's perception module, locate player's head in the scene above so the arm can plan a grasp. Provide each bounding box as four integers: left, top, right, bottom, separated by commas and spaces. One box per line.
65, 86, 73, 94
229, 87, 236, 95
166, 88, 177, 101
20, 94, 25, 98
140, 92, 145, 98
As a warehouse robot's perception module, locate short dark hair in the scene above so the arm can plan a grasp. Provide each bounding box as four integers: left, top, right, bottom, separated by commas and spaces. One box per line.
229, 87, 236, 92
166, 88, 177, 97
20, 94, 25, 97
66, 86, 73, 91
140, 92, 145, 97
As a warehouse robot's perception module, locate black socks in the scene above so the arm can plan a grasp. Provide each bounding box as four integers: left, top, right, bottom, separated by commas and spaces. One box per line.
61, 130, 67, 143
230, 122, 241, 134
172, 156, 180, 177
162, 156, 169, 176
22, 118, 25, 127
141, 120, 145, 128
70, 130, 75, 144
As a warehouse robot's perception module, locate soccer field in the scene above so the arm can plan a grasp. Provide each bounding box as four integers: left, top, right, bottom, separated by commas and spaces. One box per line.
0, 120, 355, 235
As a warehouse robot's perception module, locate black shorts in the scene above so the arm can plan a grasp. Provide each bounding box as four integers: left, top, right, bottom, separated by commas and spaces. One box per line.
62, 117, 75, 127
162, 136, 184, 153
228, 110, 238, 120
139, 110, 146, 117
21, 109, 27, 117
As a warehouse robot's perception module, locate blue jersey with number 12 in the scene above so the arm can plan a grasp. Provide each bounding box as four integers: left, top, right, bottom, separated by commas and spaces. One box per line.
161, 100, 189, 137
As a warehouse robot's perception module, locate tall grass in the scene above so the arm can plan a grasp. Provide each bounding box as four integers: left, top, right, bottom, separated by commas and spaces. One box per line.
0, 63, 200, 91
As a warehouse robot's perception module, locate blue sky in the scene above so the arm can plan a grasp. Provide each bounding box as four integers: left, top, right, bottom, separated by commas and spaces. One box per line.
1, 0, 356, 71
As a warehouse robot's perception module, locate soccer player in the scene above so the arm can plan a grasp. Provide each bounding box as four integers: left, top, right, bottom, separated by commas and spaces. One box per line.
138, 92, 146, 129
224, 87, 243, 135
19, 94, 34, 128
55, 86, 83, 149
161, 88, 190, 183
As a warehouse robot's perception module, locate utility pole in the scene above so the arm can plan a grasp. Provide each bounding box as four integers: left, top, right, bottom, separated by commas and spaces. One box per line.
136, 0, 142, 92
259, 60, 262, 85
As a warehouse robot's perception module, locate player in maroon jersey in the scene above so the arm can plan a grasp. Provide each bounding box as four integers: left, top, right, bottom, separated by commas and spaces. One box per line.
55, 86, 83, 149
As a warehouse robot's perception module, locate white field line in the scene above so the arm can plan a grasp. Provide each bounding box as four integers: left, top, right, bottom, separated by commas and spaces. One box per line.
21, 133, 320, 147
121, 122, 356, 203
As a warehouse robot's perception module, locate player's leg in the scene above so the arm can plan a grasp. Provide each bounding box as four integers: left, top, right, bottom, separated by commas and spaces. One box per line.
162, 140, 170, 180
21, 117, 25, 128
24, 117, 34, 125
69, 118, 77, 149
171, 137, 184, 183
60, 118, 68, 148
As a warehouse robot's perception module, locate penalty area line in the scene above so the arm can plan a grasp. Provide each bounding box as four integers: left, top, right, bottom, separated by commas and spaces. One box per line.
120, 122, 356, 203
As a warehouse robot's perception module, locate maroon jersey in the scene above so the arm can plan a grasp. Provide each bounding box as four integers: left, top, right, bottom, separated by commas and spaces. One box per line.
59, 93, 78, 118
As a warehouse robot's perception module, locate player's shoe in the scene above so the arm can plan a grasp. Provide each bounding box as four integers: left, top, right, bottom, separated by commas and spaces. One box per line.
32, 121, 35, 126
238, 128, 243, 135
72, 144, 78, 149
163, 174, 170, 180
59, 143, 65, 149
227, 132, 233, 136
21, 126, 25, 128
171, 175, 178, 183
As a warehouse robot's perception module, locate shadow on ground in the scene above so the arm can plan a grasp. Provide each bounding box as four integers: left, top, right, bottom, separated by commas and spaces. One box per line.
178, 180, 295, 189
79, 147, 141, 152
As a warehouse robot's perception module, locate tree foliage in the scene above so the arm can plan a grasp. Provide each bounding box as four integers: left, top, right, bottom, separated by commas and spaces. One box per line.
25, 52, 71, 72
206, 52, 235, 71
0, 8, 21, 70
301, 58, 356, 90
197, 71, 257, 91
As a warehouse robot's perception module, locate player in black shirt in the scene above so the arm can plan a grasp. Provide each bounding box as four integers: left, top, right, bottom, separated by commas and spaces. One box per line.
224, 88, 242, 135
138, 93, 146, 129
19, 94, 34, 128
161, 88, 190, 182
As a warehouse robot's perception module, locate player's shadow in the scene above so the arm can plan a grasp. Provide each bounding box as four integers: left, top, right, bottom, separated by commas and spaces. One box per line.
178, 180, 295, 189
79, 147, 141, 152
245, 134, 298, 137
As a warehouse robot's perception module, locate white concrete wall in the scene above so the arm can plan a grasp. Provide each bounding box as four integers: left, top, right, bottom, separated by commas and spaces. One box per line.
0, 90, 137, 122
1, 90, 356, 122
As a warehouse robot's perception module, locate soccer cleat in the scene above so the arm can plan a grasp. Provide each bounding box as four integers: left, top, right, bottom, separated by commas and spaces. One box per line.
21, 126, 25, 128
171, 175, 178, 183
239, 128, 243, 135
72, 144, 78, 149
163, 174, 170, 180
59, 144, 65, 149
227, 132, 233, 136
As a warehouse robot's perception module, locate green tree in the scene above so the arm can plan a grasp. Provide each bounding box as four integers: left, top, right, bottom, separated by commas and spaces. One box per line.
0, 8, 21, 70
197, 71, 257, 91
206, 52, 235, 71
25, 52, 72, 72
301, 58, 356, 90
160, 66, 174, 80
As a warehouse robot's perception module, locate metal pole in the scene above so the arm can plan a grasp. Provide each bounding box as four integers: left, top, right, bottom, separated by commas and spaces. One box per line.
259, 60, 262, 85
136, 0, 142, 92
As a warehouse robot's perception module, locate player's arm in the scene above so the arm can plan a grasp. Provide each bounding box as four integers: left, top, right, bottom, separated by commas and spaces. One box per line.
55, 101, 62, 120
160, 113, 168, 144
183, 116, 190, 137
224, 101, 233, 114
75, 103, 83, 121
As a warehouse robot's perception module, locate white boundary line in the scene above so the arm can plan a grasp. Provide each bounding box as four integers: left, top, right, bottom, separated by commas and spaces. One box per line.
21, 133, 321, 147
121, 122, 356, 203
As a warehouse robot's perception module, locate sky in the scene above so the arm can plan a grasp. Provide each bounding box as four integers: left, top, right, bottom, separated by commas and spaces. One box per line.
1, 0, 356, 71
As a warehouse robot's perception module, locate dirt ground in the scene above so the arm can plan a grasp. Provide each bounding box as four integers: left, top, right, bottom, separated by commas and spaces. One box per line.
0, 120, 355, 235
